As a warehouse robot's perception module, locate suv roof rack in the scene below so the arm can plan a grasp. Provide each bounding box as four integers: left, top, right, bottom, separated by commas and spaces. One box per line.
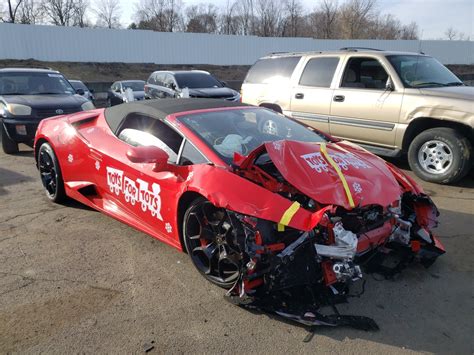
340, 47, 383, 52
0, 66, 56, 71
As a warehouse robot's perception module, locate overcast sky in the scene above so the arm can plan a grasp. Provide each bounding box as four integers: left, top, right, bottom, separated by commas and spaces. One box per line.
117, 0, 473, 40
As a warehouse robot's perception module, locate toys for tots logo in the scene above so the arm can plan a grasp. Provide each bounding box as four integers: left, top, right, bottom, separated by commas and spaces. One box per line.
106, 166, 163, 220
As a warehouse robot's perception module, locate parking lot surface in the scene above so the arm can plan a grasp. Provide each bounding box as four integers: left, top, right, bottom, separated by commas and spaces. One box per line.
0, 145, 473, 354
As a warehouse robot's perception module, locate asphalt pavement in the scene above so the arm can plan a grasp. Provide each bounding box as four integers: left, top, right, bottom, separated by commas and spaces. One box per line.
0, 145, 473, 354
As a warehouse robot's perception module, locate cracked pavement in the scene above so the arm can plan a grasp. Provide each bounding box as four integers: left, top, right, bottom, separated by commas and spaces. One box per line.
0, 146, 473, 354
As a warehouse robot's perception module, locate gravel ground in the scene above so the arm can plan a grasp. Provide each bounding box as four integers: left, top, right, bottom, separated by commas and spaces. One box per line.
0, 144, 473, 354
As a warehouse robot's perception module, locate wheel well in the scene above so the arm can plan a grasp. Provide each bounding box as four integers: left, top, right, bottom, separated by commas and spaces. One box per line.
34, 138, 49, 167
177, 191, 205, 253
402, 118, 474, 151
259, 103, 282, 113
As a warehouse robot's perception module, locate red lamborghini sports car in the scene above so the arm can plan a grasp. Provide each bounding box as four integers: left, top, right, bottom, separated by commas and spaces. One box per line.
34, 99, 444, 330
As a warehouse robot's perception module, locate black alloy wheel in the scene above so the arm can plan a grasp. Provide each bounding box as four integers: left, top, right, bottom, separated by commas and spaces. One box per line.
38, 142, 66, 202
183, 198, 242, 288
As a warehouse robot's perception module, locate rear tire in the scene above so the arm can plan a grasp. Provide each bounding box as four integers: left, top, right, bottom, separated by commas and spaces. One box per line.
408, 128, 472, 184
37, 142, 66, 203
1, 123, 19, 154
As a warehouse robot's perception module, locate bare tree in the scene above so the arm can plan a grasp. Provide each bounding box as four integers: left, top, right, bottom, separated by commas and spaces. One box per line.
400, 21, 418, 40
185, 3, 218, 33
219, 0, 239, 35
17, 0, 44, 24
134, 0, 183, 32
281, 0, 303, 37
41, 0, 76, 26
234, 0, 255, 35
73, 0, 89, 27
445, 26, 457, 40
254, 0, 283, 37
94, 0, 121, 28
319, 0, 338, 39
339, 0, 377, 39
2, 0, 24, 23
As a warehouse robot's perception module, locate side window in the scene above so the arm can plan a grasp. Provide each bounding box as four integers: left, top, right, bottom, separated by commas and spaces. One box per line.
179, 140, 207, 165
245, 56, 301, 84
299, 57, 339, 87
117, 113, 183, 163
155, 73, 165, 86
341, 57, 389, 89
164, 74, 176, 89
147, 74, 155, 85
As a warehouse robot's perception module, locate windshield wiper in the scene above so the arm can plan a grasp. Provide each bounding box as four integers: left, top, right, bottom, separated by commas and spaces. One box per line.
445, 82, 464, 86
1, 93, 25, 95
36, 92, 64, 95
412, 82, 447, 87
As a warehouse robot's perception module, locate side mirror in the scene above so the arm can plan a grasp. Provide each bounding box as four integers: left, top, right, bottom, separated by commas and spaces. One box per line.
126, 146, 169, 169
169, 83, 177, 91
89, 88, 95, 93
385, 77, 395, 91
220, 80, 228, 87
76, 88, 85, 95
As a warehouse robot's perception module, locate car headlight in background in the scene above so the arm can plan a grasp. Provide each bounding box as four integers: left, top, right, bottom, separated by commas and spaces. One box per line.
81, 101, 95, 111
2, 103, 32, 116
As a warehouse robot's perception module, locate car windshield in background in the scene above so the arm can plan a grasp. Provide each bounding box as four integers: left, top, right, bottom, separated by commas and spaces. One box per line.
122, 81, 145, 91
0, 72, 76, 95
70, 80, 88, 91
178, 108, 326, 163
387, 55, 463, 88
175, 73, 223, 89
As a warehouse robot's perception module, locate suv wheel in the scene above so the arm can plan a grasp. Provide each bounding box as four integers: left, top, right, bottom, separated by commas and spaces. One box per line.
1, 123, 19, 154
408, 128, 472, 184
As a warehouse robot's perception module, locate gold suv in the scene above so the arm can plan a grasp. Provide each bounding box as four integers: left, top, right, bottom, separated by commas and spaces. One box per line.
241, 48, 473, 184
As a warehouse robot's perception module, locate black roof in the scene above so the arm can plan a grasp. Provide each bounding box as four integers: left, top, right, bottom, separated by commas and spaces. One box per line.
104, 98, 249, 134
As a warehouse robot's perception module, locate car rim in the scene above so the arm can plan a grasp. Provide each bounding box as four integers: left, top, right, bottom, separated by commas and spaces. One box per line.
262, 119, 278, 135
185, 201, 241, 284
38, 149, 58, 197
417, 140, 453, 175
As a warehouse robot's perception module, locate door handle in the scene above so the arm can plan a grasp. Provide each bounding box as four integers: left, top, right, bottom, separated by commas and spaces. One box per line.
295, 93, 304, 99
333, 95, 345, 102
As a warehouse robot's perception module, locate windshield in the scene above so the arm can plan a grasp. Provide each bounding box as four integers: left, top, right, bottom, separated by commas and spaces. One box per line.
175, 73, 223, 89
70, 80, 88, 91
178, 107, 326, 164
387, 55, 463, 88
122, 81, 145, 91
0, 72, 76, 95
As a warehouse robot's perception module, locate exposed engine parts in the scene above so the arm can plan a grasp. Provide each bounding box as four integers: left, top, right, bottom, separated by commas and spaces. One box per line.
221, 191, 444, 331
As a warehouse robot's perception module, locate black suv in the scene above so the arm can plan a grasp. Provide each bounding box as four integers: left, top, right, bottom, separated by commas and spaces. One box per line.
0, 68, 94, 154
144, 70, 240, 101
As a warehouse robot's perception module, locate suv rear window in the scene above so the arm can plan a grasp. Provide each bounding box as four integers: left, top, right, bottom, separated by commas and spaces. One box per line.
299, 57, 339, 87
245, 56, 301, 84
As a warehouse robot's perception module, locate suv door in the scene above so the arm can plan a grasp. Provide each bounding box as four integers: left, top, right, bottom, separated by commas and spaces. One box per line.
329, 56, 403, 148
289, 56, 341, 133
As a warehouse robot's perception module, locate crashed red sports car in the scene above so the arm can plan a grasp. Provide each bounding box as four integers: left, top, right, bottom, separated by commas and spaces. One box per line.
34, 99, 444, 330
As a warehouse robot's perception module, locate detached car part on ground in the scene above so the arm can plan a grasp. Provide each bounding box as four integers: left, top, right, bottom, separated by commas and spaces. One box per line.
34, 99, 444, 330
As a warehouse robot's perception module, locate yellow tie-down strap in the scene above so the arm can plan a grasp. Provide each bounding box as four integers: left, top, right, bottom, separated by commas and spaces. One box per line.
320, 143, 356, 209
278, 201, 300, 232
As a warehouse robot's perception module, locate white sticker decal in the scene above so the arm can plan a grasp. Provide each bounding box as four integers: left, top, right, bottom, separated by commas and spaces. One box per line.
301, 151, 370, 173
165, 223, 172, 233
95, 160, 101, 171
352, 182, 363, 194
106, 167, 163, 220
67, 154, 74, 163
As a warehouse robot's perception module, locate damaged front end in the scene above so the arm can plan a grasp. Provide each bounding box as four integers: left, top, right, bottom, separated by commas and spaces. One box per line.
216, 141, 445, 331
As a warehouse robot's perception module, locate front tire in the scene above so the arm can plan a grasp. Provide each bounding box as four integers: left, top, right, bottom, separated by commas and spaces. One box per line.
1, 123, 19, 154
408, 128, 472, 184
37, 142, 66, 202
183, 197, 242, 288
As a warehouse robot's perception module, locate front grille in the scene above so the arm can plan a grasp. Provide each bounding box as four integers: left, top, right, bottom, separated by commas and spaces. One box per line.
35, 107, 81, 119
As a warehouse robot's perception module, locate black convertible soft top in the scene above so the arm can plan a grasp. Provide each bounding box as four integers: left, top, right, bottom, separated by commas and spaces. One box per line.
104, 98, 249, 134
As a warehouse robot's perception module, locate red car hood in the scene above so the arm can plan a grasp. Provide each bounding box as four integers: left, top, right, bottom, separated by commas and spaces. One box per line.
244, 140, 403, 210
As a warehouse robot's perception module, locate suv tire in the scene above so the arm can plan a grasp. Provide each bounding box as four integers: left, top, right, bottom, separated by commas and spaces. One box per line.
408, 127, 472, 184
1, 123, 19, 154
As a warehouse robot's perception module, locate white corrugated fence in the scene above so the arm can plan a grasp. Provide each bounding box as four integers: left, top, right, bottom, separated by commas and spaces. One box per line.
1, 23, 473, 65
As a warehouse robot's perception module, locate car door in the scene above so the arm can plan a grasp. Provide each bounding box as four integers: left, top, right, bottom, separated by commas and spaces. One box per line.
329, 55, 403, 148
289, 56, 341, 134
